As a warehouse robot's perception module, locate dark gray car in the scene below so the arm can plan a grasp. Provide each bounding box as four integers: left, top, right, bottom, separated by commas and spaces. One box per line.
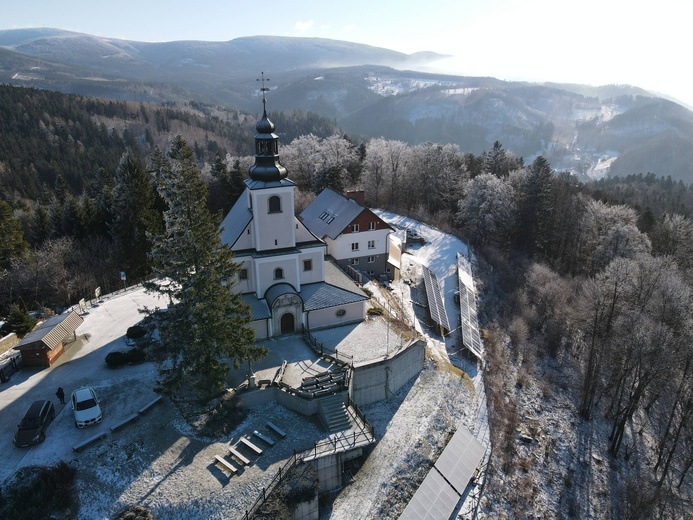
14, 400, 55, 447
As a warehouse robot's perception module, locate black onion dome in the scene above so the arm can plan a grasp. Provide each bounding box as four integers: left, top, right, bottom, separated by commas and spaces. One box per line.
248, 106, 288, 182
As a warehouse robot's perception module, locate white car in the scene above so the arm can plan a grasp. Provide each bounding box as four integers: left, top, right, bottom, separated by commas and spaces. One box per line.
71, 387, 103, 428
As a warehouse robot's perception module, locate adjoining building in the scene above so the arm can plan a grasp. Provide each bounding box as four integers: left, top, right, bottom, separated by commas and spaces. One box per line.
219, 99, 368, 340
13, 310, 83, 367
299, 189, 397, 280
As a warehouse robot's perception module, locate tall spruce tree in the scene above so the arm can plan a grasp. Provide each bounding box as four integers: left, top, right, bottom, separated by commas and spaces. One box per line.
146, 136, 264, 398
110, 151, 161, 279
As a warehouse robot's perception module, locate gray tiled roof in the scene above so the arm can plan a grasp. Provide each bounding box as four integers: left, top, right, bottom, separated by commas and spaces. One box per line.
300, 282, 368, 311
240, 293, 271, 320
299, 188, 364, 240
219, 195, 252, 248
244, 178, 296, 190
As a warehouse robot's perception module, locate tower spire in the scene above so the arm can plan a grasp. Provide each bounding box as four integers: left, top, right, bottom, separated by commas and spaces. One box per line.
249, 72, 287, 182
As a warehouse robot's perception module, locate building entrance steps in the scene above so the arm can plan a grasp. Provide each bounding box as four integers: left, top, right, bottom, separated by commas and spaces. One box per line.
318, 394, 352, 432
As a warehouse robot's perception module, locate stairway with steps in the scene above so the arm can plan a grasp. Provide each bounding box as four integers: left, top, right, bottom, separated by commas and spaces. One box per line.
318, 394, 352, 432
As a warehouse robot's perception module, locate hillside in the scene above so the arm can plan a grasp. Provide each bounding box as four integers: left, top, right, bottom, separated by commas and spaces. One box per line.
1, 28, 692, 184
0, 84, 340, 201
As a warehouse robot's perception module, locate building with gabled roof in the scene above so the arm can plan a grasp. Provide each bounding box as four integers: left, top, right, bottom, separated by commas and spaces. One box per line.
219, 97, 367, 339
13, 310, 83, 367
299, 189, 396, 280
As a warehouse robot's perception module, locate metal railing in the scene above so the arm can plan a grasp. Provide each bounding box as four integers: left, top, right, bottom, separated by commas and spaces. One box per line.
243, 452, 299, 520
302, 327, 353, 367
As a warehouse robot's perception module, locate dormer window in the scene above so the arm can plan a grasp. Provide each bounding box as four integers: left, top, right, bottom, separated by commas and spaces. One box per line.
274, 268, 284, 280
268, 195, 281, 213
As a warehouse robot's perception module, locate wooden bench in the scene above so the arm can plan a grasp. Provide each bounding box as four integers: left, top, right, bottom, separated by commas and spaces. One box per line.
266, 421, 287, 438
229, 446, 251, 465
214, 455, 237, 475
72, 432, 107, 452
138, 395, 162, 415
240, 436, 263, 455
253, 430, 275, 446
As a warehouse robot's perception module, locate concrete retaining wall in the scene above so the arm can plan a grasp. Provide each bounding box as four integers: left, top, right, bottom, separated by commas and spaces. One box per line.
351, 340, 425, 406
292, 495, 319, 520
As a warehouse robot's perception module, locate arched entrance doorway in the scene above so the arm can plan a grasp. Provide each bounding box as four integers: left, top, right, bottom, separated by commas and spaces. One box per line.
281, 313, 295, 334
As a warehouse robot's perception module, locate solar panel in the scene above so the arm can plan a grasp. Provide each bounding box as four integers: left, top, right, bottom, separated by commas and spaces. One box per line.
399, 467, 459, 520
422, 266, 451, 332
457, 254, 483, 359
434, 425, 485, 493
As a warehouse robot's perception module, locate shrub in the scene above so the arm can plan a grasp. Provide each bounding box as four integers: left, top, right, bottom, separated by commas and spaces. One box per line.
106, 349, 146, 367
367, 307, 384, 316
126, 325, 147, 339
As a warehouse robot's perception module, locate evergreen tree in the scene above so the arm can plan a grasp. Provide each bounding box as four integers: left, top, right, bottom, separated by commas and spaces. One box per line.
110, 151, 161, 280
0, 201, 28, 269
146, 136, 263, 398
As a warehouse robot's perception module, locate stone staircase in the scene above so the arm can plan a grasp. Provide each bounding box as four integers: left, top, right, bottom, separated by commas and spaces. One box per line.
318, 394, 352, 432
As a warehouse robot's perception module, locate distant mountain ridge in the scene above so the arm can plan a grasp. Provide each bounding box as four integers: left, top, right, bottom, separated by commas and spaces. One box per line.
1, 28, 692, 184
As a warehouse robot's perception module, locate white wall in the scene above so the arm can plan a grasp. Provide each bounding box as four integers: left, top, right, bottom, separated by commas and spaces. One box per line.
328, 229, 390, 261
306, 301, 365, 331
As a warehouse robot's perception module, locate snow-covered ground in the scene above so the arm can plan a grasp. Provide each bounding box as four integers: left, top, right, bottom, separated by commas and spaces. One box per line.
0, 213, 490, 519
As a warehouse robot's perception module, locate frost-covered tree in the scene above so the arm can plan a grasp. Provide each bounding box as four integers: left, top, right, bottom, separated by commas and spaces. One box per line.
146, 136, 264, 398
457, 173, 516, 246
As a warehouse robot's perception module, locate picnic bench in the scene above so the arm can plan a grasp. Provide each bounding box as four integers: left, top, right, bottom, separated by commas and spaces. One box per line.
266, 421, 287, 438
240, 436, 263, 455
214, 455, 237, 475
253, 430, 275, 446
229, 446, 251, 465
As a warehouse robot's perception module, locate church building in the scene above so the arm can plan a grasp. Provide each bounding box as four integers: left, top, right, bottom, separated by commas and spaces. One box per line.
219, 97, 368, 340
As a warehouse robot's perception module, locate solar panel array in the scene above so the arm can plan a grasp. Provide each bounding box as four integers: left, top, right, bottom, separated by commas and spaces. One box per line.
400, 425, 485, 520
422, 265, 450, 333
457, 252, 483, 359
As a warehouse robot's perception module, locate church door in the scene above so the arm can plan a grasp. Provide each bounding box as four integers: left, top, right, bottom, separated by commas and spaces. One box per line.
280, 313, 295, 334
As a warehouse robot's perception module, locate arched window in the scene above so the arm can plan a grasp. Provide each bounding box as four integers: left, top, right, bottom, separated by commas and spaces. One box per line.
268, 195, 281, 213
274, 268, 284, 280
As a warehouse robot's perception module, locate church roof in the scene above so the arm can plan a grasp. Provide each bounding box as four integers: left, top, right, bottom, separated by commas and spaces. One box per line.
240, 293, 271, 320
244, 177, 296, 191
301, 282, 369, 311
219, 195, 252, 248
264, 283, 299, 307
299, 188, 365, 240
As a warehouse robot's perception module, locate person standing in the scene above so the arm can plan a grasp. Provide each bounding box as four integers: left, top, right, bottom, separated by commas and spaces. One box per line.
56, 387, 65, 404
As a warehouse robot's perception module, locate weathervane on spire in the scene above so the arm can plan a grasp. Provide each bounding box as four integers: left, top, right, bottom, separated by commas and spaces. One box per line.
257, 72, 270, 112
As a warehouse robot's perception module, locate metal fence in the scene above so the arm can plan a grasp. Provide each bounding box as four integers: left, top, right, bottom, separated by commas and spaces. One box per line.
302, 327, 354, 367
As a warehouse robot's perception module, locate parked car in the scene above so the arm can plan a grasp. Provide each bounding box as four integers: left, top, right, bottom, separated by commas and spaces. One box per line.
71, 387, 102, 428
14, 400, 55, 447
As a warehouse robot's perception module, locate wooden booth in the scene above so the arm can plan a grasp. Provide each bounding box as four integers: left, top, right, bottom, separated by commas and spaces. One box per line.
13, 311, 84, 368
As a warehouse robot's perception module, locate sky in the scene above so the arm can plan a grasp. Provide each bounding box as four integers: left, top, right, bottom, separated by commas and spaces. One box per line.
2, 0, 692, 107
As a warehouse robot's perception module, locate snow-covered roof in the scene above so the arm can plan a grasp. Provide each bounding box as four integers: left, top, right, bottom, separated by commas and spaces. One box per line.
299, 188, 365, 240
219, 195, 252, 248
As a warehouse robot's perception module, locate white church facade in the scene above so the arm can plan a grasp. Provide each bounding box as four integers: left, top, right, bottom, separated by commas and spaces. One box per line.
220, 99, 368, 340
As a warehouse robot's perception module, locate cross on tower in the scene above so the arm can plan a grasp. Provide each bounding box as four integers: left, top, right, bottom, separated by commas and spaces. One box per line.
257, 72, 270, 110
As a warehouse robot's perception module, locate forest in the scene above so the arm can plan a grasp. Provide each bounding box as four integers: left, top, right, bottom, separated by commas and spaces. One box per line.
1, 84, 692, 517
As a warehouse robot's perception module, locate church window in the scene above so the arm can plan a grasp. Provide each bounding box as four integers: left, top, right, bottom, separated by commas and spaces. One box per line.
274, 268, 284, 280
303, 259, 313, 271
268, 195, 281, 213
368, 240, 375, 249
351, 242, 359, 251
369, 221, 377, 230
351, 224, 360, 233
239, 269, 248, 280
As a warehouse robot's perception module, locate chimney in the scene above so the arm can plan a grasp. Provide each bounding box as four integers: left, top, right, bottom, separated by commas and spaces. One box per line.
346, 190, 365, 206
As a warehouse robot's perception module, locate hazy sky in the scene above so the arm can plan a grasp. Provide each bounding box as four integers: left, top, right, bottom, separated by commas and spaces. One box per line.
2, 0, 692, 107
